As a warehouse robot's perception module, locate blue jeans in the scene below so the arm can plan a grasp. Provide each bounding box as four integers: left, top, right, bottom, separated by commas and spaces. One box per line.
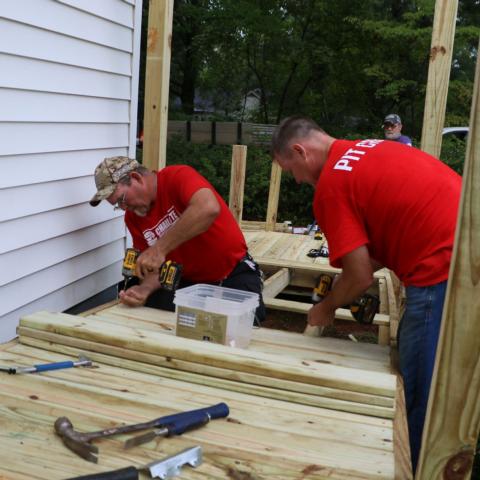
398, 280, 447, 474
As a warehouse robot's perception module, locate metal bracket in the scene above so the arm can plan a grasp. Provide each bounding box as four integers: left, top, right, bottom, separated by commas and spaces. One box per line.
144, 446, 203, 479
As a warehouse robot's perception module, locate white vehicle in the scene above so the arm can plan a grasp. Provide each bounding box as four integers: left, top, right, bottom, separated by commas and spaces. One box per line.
442, 126, 469, 140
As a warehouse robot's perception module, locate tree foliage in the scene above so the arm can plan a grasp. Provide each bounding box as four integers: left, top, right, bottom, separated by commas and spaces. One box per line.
167, 0, 478, 139
155, 1, 480, 226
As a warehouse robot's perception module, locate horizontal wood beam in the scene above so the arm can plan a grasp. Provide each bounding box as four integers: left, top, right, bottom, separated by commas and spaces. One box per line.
263, 268, 290, 298
264, 298, 390, 327
241, 220, 290, 232
19, 311, 395, 397
258, 258, 387, 279
18, 334, 394, 419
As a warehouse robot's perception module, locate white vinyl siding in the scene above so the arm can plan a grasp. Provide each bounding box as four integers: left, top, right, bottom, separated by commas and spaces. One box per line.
0, 0, 143, 341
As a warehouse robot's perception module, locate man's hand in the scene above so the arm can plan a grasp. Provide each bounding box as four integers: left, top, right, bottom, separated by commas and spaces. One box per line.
308, 301, 336, 327
119, 273, 161, 307
135, 244, 166, 279
119, 284, 152, 307
306, 245, 376, 328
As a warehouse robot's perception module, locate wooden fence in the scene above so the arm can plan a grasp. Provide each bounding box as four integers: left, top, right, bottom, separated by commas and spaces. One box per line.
168, 121, 276, 147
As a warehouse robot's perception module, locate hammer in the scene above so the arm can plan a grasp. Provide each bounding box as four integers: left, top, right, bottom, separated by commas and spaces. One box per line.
54, 402, 229, 463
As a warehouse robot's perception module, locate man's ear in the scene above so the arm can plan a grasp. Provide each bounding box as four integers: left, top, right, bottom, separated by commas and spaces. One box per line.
130, 171, 143, 183
292, 143, 307, 161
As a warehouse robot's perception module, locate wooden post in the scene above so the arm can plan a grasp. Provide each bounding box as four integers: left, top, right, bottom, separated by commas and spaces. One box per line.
143, 0, 174, 171
228, 145, 247, 224
265, 162, 282, 231
416, 38, 480, 479
420, 0, 458, 157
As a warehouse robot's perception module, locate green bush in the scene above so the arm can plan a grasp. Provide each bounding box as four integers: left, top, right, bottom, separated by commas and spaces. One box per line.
440, 136, 467, 175
166, 136, 315, 225
163, 133, 466, 229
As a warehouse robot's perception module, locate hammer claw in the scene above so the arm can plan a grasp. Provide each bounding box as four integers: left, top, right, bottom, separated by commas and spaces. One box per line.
64, 436, 98, 464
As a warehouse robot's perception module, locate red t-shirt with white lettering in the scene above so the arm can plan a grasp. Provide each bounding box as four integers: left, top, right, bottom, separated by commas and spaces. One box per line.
125, 165, 247, 282
314, 139, 462, 286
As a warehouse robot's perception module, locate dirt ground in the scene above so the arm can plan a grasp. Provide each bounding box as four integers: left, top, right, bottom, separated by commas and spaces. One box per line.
262, 310, 379, 343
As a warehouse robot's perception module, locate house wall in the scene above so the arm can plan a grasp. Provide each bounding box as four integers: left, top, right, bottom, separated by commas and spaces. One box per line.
0, 0, 143, 341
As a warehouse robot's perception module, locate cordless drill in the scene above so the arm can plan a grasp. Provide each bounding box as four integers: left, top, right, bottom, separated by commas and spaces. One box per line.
312, 274, 333, 303
122, 248, 183, 291
311, 272, 380, 324
350, 294, 380, 324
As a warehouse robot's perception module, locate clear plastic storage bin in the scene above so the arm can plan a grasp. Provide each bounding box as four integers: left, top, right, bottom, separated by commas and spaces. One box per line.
173, 284, 259, 348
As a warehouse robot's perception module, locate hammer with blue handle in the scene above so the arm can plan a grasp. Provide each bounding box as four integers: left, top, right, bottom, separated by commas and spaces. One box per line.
0, 354, 92, 374
55, 403, 229, 463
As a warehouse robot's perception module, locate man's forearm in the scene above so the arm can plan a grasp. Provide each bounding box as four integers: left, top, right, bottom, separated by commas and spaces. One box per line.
154, 204, 216, 256
322, 273, 372, 312
139, 273, 162, 294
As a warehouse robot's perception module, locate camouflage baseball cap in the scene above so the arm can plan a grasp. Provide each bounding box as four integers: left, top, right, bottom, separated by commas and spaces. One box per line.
89, 156, 140, 207
383, 114, 402, 126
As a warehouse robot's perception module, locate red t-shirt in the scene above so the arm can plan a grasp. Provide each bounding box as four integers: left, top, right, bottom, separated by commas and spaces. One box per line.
314, 139, 462, 286
125, 165, 247, 282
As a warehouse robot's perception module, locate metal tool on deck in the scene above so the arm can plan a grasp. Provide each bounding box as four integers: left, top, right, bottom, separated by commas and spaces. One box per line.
55, 403, 229, 463
65, 446, 203, 480
0, 354, 92, 374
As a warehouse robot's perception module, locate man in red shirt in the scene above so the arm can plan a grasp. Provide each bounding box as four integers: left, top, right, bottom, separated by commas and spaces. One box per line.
271, 115, 461, 473
89, 157, 265, 323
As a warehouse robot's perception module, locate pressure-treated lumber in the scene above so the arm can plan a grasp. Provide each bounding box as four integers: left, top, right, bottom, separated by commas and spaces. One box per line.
241, 220, 290, 232
394, 377, 413, 479
0, 342, 397, 480
228, 144, 247, 223
251, 251, 385, 279
265, 161, 282, 231
19, 312, 396, 398
143, 0, 174, 170
87, 304, 392, 372
264, 297, 390, 326
420, 0, 458, 157
385, 271, 400, 345
416, 37, 480, 480
18, 333, 393, 418
263, 267, 290, 298
378, 278, 390, 346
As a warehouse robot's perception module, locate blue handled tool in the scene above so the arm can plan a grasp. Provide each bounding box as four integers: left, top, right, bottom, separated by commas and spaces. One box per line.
56, 403, 229, 462
0, 354, 92, 374
123, 403, 229, 449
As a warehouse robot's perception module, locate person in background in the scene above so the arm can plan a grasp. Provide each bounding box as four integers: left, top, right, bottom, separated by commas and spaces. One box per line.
383, 113, 412, 146
89, 156, 265, 323
271, 115, 461, 474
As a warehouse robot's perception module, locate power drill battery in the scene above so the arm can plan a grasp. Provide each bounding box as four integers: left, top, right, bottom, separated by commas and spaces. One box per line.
122, 248, 140, 278
350, 294, 380, 325
158, 260, 183, 291
312, 274, 332, 303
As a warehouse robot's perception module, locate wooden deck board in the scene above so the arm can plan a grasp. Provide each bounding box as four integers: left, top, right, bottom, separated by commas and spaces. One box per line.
84, 304, 392, 373
0, 342, 396, 479
0, 230, 410, 479
19, 312, 396, 398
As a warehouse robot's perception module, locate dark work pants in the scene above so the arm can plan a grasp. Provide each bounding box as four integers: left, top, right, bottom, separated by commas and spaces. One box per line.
136, 254, 266, 324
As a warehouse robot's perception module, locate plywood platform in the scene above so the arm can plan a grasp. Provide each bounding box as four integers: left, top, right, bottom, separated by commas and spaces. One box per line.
0, 303, 412, 479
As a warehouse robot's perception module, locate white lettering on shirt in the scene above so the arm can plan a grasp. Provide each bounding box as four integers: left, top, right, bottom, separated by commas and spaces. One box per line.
333, 140, 383, 172
142, 206, 180, 246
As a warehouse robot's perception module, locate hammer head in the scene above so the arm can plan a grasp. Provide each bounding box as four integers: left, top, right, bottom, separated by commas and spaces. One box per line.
54, 416, 99, 463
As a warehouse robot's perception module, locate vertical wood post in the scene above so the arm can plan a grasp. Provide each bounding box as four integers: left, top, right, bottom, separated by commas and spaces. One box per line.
265, 162, 282, 231
229, 145, 247, 224
416, 38, 480, 479
420, 0, 458, 157
143, 0, 174, 171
